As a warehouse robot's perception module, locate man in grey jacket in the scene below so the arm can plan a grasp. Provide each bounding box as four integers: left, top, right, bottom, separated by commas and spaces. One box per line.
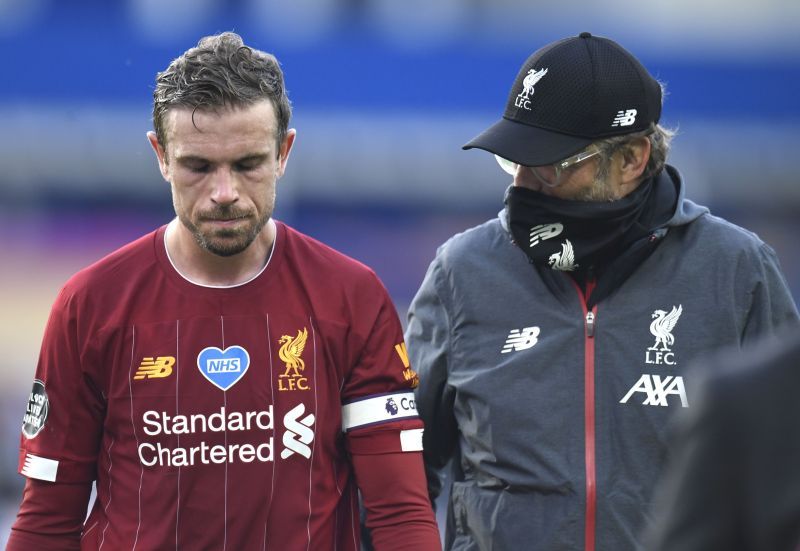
405, 32, 799, 550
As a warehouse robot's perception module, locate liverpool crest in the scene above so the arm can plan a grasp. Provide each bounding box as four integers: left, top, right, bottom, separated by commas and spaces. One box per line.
278, 328, 309, 391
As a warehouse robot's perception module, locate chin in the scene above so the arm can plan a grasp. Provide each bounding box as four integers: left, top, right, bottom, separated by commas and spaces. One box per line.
203, 236, 254, 257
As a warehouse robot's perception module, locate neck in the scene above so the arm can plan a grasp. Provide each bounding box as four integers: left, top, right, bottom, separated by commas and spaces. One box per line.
165, 218, 275, 287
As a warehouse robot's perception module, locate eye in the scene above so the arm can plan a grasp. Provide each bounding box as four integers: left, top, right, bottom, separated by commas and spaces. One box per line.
182, 160, 211, 173
234, 158, 264, 172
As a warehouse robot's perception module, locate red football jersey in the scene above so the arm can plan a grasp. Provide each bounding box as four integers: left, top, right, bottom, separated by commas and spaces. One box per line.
17, 221, 424, 550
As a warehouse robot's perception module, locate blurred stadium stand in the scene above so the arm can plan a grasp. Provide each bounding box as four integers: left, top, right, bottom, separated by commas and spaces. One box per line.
1, 0, 799, 544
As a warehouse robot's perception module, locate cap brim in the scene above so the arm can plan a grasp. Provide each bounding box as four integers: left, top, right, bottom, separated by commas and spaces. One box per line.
463, 117, 593, 166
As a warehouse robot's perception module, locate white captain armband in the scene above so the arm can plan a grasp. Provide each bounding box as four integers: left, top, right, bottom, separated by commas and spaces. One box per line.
341, 391, 418, 432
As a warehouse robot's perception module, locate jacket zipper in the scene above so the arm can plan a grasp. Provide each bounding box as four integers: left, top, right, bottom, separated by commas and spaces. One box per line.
571, 277, 597, 551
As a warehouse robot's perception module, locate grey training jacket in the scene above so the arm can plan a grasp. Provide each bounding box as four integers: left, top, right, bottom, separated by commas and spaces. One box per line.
406, 166, 799, 550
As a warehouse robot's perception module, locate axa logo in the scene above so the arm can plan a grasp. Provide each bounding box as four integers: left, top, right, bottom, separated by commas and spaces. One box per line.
501, 327, 540, 353
515, 67, 548, 111
620, 374, 689, 408
134, 356, 175, 380
529, 223, 563, 248
646, 305, 683, 366
279, 328, 309, 392
281, 403, 315, 459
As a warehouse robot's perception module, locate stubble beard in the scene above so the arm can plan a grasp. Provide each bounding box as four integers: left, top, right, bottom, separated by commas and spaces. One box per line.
573, 162, 620, 202
179, 206, 271, 257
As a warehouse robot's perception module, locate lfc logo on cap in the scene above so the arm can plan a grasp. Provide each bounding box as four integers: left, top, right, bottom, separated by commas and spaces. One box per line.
515, 67, 548, 111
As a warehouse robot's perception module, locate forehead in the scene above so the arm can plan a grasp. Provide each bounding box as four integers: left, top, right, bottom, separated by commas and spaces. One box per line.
162, 100, 278, 158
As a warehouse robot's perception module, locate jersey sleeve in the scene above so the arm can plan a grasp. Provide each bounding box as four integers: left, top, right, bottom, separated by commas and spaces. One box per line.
17, 285, 105, 484
352, 451, 442, 550
6, 478, 94, 550
341, 274, 423, 457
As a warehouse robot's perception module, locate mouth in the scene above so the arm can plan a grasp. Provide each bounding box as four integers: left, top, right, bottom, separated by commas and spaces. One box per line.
201, 214, 250, 224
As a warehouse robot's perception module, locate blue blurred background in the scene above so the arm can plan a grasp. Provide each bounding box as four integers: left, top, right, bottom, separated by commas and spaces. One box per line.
2, 0, 799, 543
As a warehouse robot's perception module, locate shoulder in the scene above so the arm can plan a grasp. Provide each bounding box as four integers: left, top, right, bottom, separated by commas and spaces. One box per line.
279, 222, 386, 291
434, 217, 505, 268
60, 229, 161, 301
673, 202, 778, 264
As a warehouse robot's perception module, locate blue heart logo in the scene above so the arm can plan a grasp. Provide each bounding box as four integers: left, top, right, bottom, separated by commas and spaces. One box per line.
197, 346, 250, 391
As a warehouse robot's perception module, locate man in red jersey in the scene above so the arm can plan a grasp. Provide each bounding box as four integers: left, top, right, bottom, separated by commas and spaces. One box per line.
7, 32, 440, 551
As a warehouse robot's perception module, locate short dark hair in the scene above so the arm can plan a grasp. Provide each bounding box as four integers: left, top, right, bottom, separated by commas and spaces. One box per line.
152, 32, 292, 155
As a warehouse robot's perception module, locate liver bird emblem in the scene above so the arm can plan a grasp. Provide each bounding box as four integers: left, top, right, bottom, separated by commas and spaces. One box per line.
521, 67, 548, 99
648, 305, 683, 351
279, 328, 308, 378
548, 239, 578, 271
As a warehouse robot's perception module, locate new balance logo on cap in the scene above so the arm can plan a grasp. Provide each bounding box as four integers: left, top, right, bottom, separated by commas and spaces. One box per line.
501, 327, 540, 353
612, 109, 638, 127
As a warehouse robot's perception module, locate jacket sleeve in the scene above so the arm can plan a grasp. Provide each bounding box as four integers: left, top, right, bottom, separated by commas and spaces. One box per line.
405, 256, 458, 501
740, 243, 799, 345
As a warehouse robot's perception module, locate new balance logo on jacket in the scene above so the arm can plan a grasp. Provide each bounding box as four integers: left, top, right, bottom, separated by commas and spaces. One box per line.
501, 327, 540, 353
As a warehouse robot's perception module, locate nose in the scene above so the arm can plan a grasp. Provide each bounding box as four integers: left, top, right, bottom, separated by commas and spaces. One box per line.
210, 168, 239, 205
513, 165, 542, 192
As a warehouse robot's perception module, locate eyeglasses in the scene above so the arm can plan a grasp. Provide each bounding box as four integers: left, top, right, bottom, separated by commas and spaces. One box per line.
495, 146, 601, 188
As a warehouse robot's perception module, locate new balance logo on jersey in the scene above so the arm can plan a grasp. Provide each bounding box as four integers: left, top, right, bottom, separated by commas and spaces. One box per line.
620, 374, 689, 407
281, 404, 315, 459
611, 109, 637, 127
501, 327, 540, 353
133, 356, 175, 380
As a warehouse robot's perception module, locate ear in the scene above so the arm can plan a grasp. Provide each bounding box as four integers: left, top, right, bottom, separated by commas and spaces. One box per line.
147, 131, 171, 182
618, 136, 651, 186
276, 128, 297, 179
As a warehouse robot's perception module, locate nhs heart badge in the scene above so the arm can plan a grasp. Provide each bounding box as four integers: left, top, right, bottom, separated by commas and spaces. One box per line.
197, 346, 250, 391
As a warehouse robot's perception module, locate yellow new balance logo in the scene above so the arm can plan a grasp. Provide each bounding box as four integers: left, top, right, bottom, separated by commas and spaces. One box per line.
133, 356, 175, 380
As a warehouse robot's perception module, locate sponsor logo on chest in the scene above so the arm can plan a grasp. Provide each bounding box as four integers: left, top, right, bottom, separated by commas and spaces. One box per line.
138, 403, 317, 467
130, 326, 320, 469
620, 304, 689, 408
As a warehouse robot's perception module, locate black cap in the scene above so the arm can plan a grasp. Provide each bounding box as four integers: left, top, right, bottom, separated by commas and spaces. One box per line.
464, 32, 662, 166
